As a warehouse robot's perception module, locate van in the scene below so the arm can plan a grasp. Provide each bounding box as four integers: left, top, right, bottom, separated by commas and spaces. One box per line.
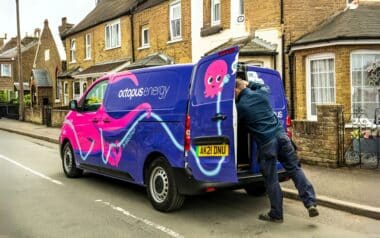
59, 47, 289, 212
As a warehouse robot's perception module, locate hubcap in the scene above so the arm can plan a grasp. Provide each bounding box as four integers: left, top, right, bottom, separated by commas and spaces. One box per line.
150, 166, 169, 203
64, 147, 73, 172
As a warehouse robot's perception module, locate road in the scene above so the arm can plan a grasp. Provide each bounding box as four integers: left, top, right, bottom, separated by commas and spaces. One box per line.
0, 130, 379, 238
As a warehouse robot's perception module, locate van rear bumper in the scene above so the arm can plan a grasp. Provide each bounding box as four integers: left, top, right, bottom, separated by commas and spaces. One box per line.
172, 168, 289, 195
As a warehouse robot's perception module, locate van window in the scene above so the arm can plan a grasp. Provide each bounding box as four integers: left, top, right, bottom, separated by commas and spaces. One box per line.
83, 79, 108, 112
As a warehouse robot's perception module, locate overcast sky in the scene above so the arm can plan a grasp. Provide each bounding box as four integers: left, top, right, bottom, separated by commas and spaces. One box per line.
0, 0, 96, 60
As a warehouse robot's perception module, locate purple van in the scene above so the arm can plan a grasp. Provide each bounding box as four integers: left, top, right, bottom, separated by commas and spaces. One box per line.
59, 47, 289, 212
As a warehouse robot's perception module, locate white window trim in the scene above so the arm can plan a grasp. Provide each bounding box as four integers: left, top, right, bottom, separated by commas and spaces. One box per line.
211, 0, 221, 26
85, 33, 91, 60
169, 0, 182, 41
0, 64, 11, 77
104, 19, 121, 50
306, 53, 336, 121
44, 49, 50, 61
70, 39, 76, 63
350, 50, 380, 123
141, 26, 150, 48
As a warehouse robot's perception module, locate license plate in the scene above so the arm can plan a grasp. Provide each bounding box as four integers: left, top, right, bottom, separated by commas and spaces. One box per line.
196, 144, 229, 157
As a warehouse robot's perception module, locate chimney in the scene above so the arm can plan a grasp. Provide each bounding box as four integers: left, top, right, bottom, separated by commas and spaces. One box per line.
0, 33, 6, 49
44, 19, 49, 28
34, 28, 41, 38
59, 17, 74, 38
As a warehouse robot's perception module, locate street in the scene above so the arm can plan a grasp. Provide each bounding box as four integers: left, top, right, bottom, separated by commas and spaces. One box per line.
0, 130, 379, 238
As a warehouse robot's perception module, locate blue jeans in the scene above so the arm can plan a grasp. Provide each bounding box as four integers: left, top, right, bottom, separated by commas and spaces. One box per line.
258, 133, 316, 219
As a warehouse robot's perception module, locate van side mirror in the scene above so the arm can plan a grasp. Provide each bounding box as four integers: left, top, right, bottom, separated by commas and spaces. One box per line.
69, 100, 78, 111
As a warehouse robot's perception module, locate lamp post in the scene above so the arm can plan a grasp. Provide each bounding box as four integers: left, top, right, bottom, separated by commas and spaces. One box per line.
16, 0, 24, 121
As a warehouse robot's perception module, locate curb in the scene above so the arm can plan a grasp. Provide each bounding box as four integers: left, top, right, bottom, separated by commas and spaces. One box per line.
1, 126, 379, 220
283, 188, 380, 220
0, 127, 59, 144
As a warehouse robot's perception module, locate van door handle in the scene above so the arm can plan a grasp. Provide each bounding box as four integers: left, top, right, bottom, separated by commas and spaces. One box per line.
91, 118, 99, 123
212, 113, 227, 121
103, 118, 110, 123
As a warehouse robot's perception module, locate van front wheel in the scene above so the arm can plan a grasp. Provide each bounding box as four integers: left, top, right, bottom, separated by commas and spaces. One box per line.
146, 158, 185, 212
62, 143, 83, 178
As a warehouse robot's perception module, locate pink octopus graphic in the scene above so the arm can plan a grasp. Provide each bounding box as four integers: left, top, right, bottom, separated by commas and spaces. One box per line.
204, 60, 228, 98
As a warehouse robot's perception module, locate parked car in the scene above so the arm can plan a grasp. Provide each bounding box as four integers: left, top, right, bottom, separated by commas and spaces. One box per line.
59, 47, 289, 212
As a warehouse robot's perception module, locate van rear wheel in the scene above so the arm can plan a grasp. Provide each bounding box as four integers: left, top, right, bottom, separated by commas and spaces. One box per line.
62, 142, 83, 178
244, 183, 266, 196
146, 157, 185, 212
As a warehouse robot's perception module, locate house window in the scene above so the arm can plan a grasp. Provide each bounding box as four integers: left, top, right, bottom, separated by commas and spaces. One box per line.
105, 20, 121, 49
351, 51, 380, 123
169, 0, 181, 41
73, 81, 81, 100
0, 64, 11, 77
70, 39, 76, 63
211, 0, 221, 26
238, 0, 244, 15
85, 33, 91, 59
306, 54, 336, 120
44, 49, 50, 61
141, 26, 149, 48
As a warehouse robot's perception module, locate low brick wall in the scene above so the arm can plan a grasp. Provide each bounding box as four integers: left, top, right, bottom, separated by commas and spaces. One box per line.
25, 107, 43, 124
51, 109, 68, 128
292, 104, 343, 168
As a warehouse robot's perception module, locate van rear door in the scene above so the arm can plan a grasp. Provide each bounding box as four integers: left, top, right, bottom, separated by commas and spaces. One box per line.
187, 47, 239, 183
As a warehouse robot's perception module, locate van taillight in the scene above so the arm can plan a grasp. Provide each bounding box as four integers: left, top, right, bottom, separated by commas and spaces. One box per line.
286, 115, 292, 138
184, 115, 191, 152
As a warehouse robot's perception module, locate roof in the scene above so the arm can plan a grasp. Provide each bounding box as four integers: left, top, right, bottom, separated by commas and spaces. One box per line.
14, 82, 31, 91
75, 59, 130, 78
32, 69, 52, 87
292, 3, 380, 47
62, 0, 166, 38
120, 52, 174, 71
0, 39, 38, 59
205, 35, 277, 56
57, 66, 81, 79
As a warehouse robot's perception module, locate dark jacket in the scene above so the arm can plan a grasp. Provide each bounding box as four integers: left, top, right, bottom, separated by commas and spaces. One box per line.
236, 82, 283, 146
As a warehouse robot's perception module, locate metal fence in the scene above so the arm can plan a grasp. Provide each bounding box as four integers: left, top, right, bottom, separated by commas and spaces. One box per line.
342, 109, 380, 169
0, 103, 19, 119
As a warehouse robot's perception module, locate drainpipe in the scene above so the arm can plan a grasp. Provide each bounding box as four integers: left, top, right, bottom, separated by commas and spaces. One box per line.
280, 0, 285, 89
288, 52, 295, 119
130, 9, 135, 63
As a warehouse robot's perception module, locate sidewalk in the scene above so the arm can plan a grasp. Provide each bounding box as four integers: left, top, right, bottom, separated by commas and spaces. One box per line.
0, 117, 379, 219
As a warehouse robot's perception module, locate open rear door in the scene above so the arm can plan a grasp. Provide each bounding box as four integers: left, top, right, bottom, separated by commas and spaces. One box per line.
187, 47, 239, 183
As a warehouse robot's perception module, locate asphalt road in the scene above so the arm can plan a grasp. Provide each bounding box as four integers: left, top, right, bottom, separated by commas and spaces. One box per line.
0, 130, 379, 238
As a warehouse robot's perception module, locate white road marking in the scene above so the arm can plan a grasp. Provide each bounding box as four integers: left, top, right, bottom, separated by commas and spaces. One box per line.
95, 199, 184, 238
0, 154, 63, 185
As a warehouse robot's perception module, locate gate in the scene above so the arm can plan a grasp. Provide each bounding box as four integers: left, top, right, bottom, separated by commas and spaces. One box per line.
341, 109, 380, 169
43, 105, 52, 127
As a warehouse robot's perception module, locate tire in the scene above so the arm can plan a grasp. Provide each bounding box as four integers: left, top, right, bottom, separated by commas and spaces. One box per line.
62, 142, 83, 178
244, 183, 266, 197
146, 157, 185, 212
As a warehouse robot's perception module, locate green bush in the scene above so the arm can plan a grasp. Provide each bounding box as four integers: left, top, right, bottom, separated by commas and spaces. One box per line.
24, 94, 31, 107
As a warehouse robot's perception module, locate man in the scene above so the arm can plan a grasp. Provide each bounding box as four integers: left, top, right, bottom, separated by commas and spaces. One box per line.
235, 78, 318, 223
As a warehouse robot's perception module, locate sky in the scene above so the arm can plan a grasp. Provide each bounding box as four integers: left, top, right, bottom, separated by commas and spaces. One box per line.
0, 0, 96, 60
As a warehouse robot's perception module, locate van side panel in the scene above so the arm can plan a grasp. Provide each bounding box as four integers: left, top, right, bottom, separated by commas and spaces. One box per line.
94, 66, 193, 184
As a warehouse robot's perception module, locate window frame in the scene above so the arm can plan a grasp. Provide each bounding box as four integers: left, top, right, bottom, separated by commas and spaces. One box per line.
104, 19, 121, 50
306, 53, 336, 121
0, 64, 11, 77
350, 50, 380, 124
85, 33, 91, 60
70, 39, 76, 63
169, 0, 182, 41
211, 0, 221, 26
141, 26, 150, 48
81, 79, 108, 112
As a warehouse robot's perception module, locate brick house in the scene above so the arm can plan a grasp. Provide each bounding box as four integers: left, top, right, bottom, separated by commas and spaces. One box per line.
58, 0, 192, 104
0, 20, 61, 107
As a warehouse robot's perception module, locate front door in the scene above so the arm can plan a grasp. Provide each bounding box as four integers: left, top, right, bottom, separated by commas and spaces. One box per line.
70, 79, 108, 167
187, 47, 239, 183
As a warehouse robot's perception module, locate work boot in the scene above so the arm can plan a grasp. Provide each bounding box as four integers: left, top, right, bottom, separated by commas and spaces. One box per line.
307, 205, 319, 217
258, 213, 283, 223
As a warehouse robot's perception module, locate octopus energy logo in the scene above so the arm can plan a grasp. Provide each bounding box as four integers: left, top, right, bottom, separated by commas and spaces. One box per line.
118, 85, 170, 100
